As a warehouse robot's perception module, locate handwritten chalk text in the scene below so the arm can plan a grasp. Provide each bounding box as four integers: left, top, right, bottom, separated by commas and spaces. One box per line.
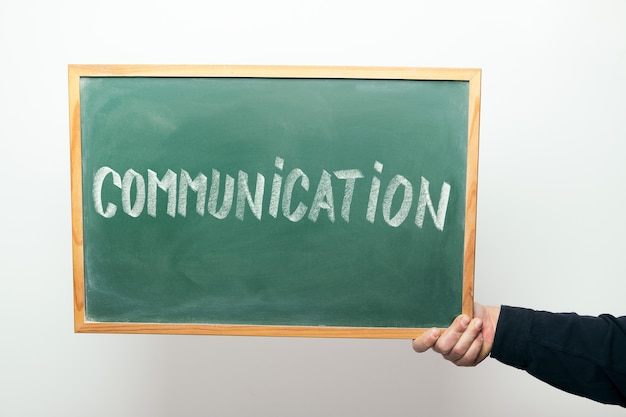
93, 157, 451, 230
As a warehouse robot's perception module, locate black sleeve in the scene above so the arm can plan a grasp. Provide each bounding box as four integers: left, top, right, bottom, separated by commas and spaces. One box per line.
490, 305, 626, 407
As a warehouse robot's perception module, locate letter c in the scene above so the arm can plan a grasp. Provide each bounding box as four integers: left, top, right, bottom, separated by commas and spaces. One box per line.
93, 166, 122, 218
282, 168, 309, 222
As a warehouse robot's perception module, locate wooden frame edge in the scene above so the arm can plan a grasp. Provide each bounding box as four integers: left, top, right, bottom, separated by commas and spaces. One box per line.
67, 64, 481, 81
75, 322, 429, 339
463, 69, 481, 320
68, 66, 87, 332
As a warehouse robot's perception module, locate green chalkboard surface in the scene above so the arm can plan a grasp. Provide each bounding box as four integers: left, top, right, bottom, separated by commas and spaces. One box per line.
69, 65, 481, 338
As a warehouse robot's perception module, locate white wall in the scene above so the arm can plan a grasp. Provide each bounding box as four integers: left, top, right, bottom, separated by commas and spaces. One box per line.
1, 0, 625, 415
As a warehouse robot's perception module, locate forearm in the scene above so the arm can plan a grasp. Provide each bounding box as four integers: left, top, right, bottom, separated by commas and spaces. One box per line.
491, 305, 626, 407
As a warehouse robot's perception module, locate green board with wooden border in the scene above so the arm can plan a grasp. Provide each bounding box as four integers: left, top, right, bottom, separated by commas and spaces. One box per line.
68, 65, 481, 338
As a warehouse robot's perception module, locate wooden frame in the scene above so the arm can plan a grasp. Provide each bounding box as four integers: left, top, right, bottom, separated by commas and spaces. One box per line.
69, 65, 480, 338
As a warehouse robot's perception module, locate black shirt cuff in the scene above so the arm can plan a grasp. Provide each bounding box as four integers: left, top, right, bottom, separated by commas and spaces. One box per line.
490, 305, 534, 369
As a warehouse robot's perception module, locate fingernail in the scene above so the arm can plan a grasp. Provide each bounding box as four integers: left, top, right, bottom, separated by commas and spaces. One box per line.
430, 328, 440, 339
460, 315, 470, 327
474, 318, 483, 330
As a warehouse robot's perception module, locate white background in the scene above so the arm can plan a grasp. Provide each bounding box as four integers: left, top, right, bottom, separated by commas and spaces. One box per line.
1, 1, 625, 415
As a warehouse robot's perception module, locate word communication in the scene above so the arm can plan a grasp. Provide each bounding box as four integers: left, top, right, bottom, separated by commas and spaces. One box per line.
92, 157, 453, 231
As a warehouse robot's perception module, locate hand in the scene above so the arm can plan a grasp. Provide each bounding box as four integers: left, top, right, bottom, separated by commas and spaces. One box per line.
412, 303, 501, 367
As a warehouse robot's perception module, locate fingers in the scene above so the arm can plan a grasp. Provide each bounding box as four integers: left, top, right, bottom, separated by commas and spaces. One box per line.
412, 314, 486, 366
413, 304, 499, 367
450, 327, 484, 366
432, 314, 471, 356
412, 327, 441, 353
440, 317, 484, 364
413, 314, 470, 354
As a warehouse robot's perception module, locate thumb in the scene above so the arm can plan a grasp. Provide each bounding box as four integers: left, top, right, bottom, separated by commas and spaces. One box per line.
412, 328, 441, 353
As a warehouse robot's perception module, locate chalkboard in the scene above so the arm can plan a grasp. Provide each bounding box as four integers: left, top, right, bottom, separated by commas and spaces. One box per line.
69, 65, 481, 338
